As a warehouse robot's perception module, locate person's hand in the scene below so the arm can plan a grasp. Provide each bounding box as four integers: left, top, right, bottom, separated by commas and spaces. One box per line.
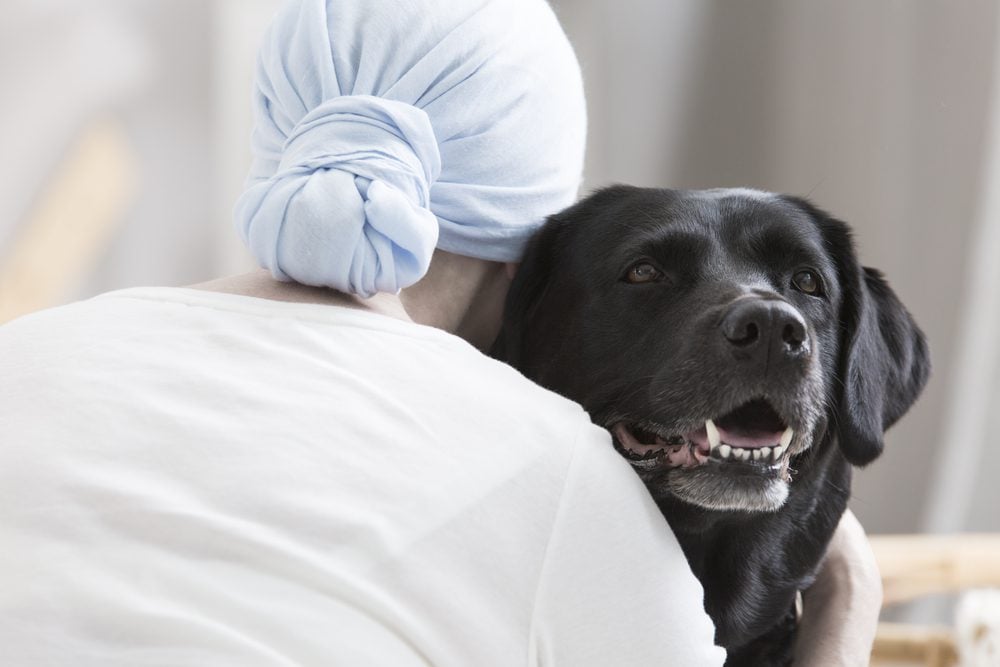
793, 509, 882, 666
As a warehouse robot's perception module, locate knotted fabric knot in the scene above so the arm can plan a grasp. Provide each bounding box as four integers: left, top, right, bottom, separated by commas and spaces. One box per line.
236, 95, 441, 297
235, 0, 587, 296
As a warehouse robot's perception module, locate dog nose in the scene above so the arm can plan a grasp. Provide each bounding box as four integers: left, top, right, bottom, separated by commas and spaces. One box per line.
720, 299, 808, 363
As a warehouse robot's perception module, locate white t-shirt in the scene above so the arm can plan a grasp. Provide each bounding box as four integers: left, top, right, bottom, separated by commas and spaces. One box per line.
0, 287, 723, 666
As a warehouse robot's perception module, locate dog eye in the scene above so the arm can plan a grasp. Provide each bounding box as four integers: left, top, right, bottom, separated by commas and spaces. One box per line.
625, 262, 664, 284
792, 270, 823, 295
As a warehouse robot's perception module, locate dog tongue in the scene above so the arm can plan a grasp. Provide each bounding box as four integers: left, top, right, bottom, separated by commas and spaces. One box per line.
719, 426, 784, 449
686, 425, 783, 450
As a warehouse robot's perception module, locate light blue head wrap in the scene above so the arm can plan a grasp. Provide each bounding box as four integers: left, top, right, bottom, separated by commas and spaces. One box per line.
235, 0, 586, 297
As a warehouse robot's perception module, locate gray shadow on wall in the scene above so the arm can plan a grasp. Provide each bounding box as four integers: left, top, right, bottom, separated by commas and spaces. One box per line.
668, 0, 785, 190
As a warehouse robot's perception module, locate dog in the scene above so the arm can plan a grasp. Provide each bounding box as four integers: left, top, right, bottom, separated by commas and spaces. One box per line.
492, 185, 930, 665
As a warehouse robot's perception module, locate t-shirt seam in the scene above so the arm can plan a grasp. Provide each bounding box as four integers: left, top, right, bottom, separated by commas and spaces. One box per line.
525, 419, 590, 666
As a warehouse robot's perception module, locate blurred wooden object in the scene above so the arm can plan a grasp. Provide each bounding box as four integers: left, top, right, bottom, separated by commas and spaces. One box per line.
0, 120, 136, 324
875, 534, 1000, 607
872, 622, 959, 667
870, 533, 1000, 667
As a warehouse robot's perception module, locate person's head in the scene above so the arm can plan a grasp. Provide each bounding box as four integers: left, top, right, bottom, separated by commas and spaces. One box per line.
234, 0, 586, 328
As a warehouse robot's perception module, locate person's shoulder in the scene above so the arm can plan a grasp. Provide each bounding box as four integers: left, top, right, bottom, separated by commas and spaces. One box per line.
0, 289, 137, 357
437, 341, 603, 442
1, 286, 198, 334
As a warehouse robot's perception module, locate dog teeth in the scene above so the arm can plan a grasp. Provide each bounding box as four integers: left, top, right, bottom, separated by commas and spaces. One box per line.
712, 442, 791, 464
780, 426, 794, 449
706, 419, 720, 450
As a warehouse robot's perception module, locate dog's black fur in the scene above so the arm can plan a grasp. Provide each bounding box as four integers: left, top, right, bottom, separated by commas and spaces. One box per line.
492, 186, 929, 665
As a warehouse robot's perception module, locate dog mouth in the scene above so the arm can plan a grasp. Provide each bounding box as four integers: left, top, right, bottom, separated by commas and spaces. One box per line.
611, 398, 796, 472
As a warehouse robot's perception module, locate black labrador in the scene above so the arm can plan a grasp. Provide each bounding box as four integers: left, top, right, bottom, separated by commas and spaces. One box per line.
492, 186, 929, 665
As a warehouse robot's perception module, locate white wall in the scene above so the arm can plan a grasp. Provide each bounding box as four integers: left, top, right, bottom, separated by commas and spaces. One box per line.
0, 0, 278, 301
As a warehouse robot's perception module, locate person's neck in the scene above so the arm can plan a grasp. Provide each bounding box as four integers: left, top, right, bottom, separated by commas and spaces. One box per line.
188, 252, 510, 351
400, 250, 511, 350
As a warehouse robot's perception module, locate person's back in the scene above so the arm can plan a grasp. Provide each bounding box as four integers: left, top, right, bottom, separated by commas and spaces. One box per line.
0, 285, 722, 665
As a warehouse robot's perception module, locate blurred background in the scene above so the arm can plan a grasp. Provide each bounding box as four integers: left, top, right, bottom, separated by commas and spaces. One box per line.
1, 0, 998, 624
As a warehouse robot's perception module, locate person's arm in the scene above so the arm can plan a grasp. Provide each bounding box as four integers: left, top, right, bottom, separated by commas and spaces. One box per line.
530, 425, 726, 667
793, 509, 883, 666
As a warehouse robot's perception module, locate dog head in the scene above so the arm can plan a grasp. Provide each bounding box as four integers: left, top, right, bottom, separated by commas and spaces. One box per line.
494, 186, 929, 512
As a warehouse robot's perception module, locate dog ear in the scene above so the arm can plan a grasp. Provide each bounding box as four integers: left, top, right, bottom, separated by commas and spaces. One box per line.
489, 213, 568, 366
815, 213, 931, 466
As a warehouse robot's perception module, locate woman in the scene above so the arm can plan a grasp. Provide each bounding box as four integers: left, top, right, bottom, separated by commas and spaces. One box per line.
0, 0, 879, 664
